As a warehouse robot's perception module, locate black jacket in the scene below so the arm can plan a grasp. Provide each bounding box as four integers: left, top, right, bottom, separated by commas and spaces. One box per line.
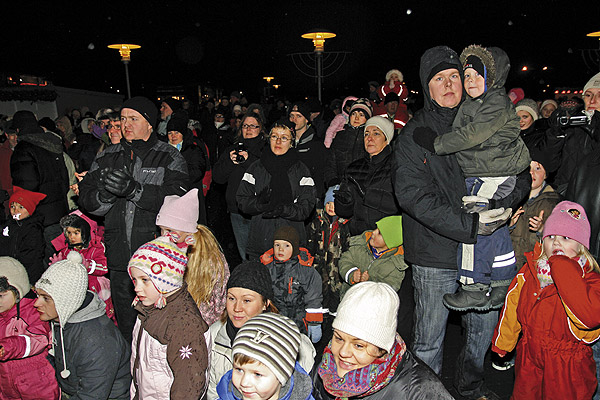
0, 214, 45, 284
10, 130, 69, 227
296, 126, 329, 199
324, 124, 367, 187
336, 145, 399, 236
78, 133, 189, 269
311, 349, 453, 400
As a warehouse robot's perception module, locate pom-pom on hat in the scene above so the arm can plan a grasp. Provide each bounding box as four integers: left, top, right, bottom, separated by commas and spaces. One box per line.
516, 98, 539, 121
376, 215, 403, 248
543, 201, 591, 249
232, 312, 301, 385
273, 225, 300, 259
349, 98, 373, 119
156, 189, 199, 234
333, 282, 399, 352
128, 236, 188, 308
0, 256, 31, 301
122, 96, 159, 127
9, 186, 47, 216
36, 252, 88, 328
227, 261, 274, 301
583, 72, 600, 95
365, 116, 395, 144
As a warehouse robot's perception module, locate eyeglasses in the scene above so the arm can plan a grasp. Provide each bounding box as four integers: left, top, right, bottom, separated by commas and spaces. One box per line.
242, 124, 260, 130
270, 135, 292, 142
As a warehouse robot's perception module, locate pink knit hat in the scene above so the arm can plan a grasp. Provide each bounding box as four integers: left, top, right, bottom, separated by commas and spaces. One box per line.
542, 201, 590, 249
155, 188, 199, 233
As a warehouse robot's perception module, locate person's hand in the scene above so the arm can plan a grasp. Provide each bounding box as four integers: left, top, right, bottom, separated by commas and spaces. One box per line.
462, 196, 490, 214
413, 127, 437, 153
351, 269, 362, 285
528, 210, 544, 232
70, 183, 80, 196
74, 171, 87, 182
361, 270, 370, 282
307, 324, 322, 343
256, 186, 272, 211
510, 207, 524, 227
262, 205, 283, 219
49, 252, 65, 266
104, 168, 139, 198
98, 186, 117, 203
478, 208, 512, 236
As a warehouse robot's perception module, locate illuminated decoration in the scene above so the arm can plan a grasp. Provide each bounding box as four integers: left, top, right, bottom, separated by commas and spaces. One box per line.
542, 66, 548, 71
273, 84, 281, 89
263, 77, 275, 83
587, 31, 600, 40
301, 30, 336, 53
108, 43, 141, 99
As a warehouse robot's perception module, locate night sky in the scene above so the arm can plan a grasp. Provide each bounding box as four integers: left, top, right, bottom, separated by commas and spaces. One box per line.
2, 1, 600, 102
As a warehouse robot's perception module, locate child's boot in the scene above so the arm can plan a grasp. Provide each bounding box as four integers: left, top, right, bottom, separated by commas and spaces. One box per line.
490, 279, 511, 309
443, 283, 491, 311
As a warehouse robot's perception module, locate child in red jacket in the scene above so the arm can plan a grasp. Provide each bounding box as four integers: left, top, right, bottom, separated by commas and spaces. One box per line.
492, 201, 600, 399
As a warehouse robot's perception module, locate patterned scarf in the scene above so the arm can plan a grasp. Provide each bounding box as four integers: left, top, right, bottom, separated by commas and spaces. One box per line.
318, 334, 406, 398
537, 255, 587, 289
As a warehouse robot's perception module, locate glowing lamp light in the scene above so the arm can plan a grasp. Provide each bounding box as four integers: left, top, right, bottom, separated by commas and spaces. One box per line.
587, 31, 600, 40
555, 90, 559, 94
108, 43, 141, 62
263, 76, 275, 83
273, 84, 281, 89
542, 66, 548, 71
521, 66, 528, 71
301, 29, 336, 53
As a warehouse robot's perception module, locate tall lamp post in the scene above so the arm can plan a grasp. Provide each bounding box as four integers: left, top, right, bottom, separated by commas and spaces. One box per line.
301, 29, 336, 102
108, 43, 141, 99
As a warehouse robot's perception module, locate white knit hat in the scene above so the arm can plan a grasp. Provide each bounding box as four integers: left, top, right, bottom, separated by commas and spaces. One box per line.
232, 313, 301, 385
0, 256, 31, 300
583, 72, 600, 95
365, 116, 395, 144
333, 282, 399, 352
36, 251, 88, 328
156, 188, 199, 234
515, 98, 539, 121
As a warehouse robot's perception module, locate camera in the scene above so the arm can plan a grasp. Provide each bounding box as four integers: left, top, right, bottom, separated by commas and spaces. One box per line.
234, 142, 247, 163
557, 112, 589, 127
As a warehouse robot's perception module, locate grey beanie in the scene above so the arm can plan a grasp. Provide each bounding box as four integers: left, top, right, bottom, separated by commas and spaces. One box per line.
515, 98, 539, 121
583, 72, 600, 95
365, 116, 395, 143
0, 257, 31, 300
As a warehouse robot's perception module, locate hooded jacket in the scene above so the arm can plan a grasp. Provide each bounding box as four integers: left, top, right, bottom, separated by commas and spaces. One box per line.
0, 214, 45, 284
10, 129, 70, 227
393, 46, 530, 269
324, 96, 357, 148
433, 46, 531, 177
296, 125, 329, 199
217, 362, 315, 400
51, 291, 131, 399
324, 122, 368, 187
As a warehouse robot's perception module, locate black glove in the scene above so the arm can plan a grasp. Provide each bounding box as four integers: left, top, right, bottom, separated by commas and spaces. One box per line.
412, 127, 437, 153
262, 205, 283, 219
333, 189, 353, 205
256, 186, 272, 212
98, 186, 117, 203
104, 168, 139, 198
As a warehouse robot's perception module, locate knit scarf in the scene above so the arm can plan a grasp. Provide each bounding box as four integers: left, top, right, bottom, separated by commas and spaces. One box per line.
260, 148, 298, 208
537, 255, 587, 289
318, 334, 406, 399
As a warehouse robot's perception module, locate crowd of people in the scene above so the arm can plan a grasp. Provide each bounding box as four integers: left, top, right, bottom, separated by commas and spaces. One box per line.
1, 43, 600, 400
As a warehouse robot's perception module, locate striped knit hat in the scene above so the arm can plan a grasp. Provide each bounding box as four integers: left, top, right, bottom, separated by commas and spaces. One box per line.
232, 313, 301, 384
128, 235, 188, 308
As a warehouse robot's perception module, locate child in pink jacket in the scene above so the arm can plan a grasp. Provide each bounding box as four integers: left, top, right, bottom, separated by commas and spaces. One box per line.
0, 256, 59, 399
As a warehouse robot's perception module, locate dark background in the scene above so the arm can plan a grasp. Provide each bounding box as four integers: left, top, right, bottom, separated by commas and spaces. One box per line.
2, 0, 600, 102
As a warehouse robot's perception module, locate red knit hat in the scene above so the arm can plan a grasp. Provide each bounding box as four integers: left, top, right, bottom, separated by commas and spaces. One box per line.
9, 186, 47, 215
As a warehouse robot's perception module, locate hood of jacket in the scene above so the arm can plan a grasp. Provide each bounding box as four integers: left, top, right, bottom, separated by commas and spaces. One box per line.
419, 46, 463, 113
18, 129, 64, 154
341, 96, 358, 117
66, 291, 106, 324
459, 45, 510, 91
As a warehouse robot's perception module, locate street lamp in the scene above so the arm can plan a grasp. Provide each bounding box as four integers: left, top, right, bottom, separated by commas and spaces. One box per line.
108, 43, 141, 99
263, 76, 275, 83
301, 29, 336, 102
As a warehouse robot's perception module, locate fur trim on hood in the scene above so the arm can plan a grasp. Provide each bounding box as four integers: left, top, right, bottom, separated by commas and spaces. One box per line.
385, 69, 404, 82
460, 45, 496, 89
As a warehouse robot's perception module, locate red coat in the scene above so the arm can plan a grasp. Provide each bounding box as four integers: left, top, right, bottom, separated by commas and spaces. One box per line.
492, 243, 600, 399
0, 298, 59, 399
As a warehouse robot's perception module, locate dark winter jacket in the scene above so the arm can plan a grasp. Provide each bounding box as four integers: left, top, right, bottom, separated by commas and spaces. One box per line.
52, 291, 131, 400
296, 126, 329, 199
78, 132, 189, 270
236, 152, 317, 260
311, 348, 453, 400
335, 145, 399, 236
213, 135, 266, 214
10, 129, 69, 227
392, 45, 529, 269
68, 132, 103, 172
0, 214, 45, 284
260, 247, 322, 333
324, 123, 367, 187
178, 129, 207, 191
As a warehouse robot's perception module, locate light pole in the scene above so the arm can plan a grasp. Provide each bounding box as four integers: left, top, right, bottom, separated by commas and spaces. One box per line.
108, 43, 141, 99
301, 29, 336, 102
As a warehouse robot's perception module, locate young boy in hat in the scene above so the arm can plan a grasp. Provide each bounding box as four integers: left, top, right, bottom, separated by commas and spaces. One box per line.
216, 312, 315, 400
339, 215, 408, 297
34, 252, 131, 399
0, 186, 47, 284
412, 45, 531, 311
260, 225, 323, 343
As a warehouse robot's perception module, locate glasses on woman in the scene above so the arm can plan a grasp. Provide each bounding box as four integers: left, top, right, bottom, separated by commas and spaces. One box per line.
242, 124, 260, 130
270, 135, 292, 143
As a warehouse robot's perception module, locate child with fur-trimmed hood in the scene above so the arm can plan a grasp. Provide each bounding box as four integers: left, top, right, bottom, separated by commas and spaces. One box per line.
413, 45, 531, 312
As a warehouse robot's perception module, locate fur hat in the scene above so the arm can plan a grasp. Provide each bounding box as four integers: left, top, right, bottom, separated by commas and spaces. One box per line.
122, 96, 158, 127
128, 236, 188, 308
9, 186, 47, 216
36, 252, 88, 328
516, 98, 539, 121
333, 282, 399, 352
156, 189, 199, 234
0, 257, 31, 301
583, 72, 600, 95
376, 215, 403, 248
60, 213, 91, 248
543, 201, 591, 249
385, 69, 404, 82
232, 312, 301, 385
349, 98, 373, 119
273, 225, 300, 259
227, 261, 274, 301
365, 116, 395, 143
